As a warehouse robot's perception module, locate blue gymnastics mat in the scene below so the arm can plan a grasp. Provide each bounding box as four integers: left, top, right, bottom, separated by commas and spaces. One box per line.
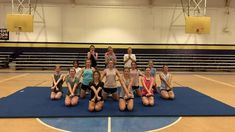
0, 87, 235, 118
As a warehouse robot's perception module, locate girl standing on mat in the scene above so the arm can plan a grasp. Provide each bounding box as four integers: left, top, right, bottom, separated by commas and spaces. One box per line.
65, 68, 79, 106
130, 61, 143, 96
159, 65, 175, 100
141, 67, 155, 106
51, 65, 64, 100
88, 70, 104, 112
148, 60, 158, 92
79, 59, 95, 98
87, 45, 98, 68
119, 68, 134, 111
105, 46, 117, 67
124, 47, 136, 68
101, 60, 122, 100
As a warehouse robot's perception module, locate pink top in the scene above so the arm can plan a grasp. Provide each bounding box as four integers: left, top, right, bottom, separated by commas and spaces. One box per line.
142, 76, 154, 95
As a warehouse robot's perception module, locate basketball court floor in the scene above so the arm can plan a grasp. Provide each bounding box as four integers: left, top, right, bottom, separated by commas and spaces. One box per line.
0, 70, 235, 132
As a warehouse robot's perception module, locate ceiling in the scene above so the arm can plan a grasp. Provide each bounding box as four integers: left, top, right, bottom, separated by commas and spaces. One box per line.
0, 0, 234, 8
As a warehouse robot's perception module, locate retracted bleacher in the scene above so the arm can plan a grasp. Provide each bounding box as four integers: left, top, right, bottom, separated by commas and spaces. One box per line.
0, 52, 13, 68
12, 51, 235, 72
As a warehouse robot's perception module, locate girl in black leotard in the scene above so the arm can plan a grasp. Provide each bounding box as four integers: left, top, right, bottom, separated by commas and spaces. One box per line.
88, 70, 104, 112
87, 45, 98, 68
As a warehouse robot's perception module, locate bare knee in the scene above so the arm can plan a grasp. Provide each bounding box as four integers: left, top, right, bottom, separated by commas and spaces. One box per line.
88, 106, 95, 112
95, 105, 102, 112
55, 92, 62, 100
142, 99, 149, 106
65, 101, 71, 106
161, 92, 170, 99
149, 100, 154, 106
127, 104, 133, 111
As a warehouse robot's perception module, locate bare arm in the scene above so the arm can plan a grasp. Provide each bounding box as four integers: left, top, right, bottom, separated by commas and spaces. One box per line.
141, 77, 151, 94
101, 70, 106, 81
51, 75, 57, 89
66, 82, 73, 96
87, 52, 91, 59
123, 55, 130, 64
159, 73, 172, 89
130, 54, 136, 62
95, 52, 98, 60
72, 83, 78, 95
78, 68, 84, 81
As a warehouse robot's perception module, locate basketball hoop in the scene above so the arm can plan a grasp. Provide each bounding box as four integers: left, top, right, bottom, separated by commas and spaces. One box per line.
15, 26, 22, 35
196, 26, 204, 34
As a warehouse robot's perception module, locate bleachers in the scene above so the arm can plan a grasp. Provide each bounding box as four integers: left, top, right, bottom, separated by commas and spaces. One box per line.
0, 52, 13, 68
12, 51, 235, 71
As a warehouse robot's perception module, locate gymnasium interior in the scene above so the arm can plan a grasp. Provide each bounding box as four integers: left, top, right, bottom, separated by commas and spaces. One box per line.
0, 0, 235, 132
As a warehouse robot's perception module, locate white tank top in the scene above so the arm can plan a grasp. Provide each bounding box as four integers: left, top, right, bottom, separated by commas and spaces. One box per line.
160, 72, 171, 89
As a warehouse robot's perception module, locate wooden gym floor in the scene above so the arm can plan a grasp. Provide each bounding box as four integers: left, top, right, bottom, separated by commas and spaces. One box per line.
0, 70, 235, 132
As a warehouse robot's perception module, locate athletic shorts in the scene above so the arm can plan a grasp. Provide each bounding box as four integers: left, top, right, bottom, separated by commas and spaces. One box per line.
132, 86, 139, 90
103, 87, 118, 94
81, 84, 90, 91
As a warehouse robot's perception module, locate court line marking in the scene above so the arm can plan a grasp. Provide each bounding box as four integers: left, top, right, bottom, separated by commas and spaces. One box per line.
0, 73, 29, 83
36, 118, 71, 132
108, 117, 111, 132
146, 117, 182, 132
194, 75, 235, 88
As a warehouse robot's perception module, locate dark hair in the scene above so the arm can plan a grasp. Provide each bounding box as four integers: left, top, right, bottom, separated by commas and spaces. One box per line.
55, 65, 61, 69
92, 70, 101, 83
73, 60, 79, 65
146, 66, 151, 70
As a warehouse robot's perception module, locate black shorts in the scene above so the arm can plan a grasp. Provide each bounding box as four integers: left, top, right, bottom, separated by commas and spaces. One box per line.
103, 88, 118, 94
89, 98, 104, 103
119, 97, 134, 101
81, 84, 90, 91
160, 89, 173, 92
51, 88, 63, 93
132, 86, 139, 90
142, 94, 154, 97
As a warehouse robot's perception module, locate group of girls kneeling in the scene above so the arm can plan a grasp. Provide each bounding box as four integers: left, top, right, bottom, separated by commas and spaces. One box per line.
50, 60, 174, 112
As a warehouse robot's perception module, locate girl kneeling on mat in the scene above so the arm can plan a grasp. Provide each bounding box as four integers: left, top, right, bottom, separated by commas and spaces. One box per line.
159, 65, 175, 100
51, 65, 64, 100
88, 70, 104, 112
141, 67, 155, 106
78, 59, 95, 98
65, 68, 79, 106
130, 61, 143, 96
101, 60, 122, 100
119, 68, 134, 111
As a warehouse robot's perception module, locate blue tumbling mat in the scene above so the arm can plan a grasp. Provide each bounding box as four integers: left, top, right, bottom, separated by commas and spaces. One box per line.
0, 87, 235, 117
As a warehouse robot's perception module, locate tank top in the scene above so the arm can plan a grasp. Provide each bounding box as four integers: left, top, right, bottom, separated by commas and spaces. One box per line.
66, 76, 79, 95
53, 73, 63, 90
104, 68, 117, 88
143, 76, 154, 90
160, 72, 171, 89
90, 53, 97, 67
130, 69, 140, 86
82, 68, 93, 86
120, 77, 132, 98
150, 68, 156, 77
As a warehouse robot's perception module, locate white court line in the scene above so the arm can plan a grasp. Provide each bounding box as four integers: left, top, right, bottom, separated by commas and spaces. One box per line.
194, 75, 235, 88
108, 117, 111, 132
36, 118, 71, 132
0, 73, 29, 83
146, 117, 182, 132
